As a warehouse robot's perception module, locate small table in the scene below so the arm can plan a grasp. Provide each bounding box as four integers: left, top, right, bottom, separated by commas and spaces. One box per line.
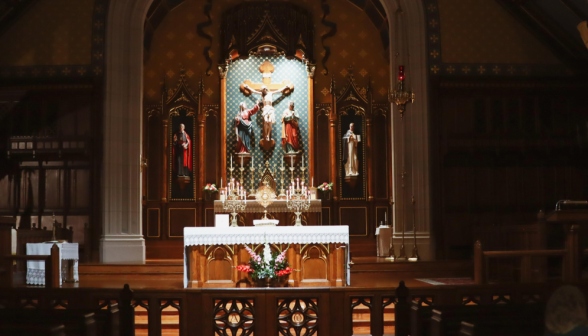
376, 226, 392, 257
26, 243, 79, 285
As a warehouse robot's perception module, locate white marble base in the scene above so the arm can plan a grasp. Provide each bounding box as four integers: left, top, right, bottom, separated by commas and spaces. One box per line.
392, 233, 435, 261
100, 235, 145, 263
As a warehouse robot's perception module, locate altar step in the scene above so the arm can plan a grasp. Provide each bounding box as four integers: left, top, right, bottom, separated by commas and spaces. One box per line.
350, 257, 472, 278
78, 259, 184, 282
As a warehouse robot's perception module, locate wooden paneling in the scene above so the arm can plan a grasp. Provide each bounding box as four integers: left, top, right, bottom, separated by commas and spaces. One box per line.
321, 207, 331, 226
316, 114, 330, 185
147, 208, 160, 238
433, 82, 588, 259
205, 208, 215, 227
205, 115, 218, 186
373, 114, 388, 199
340, 207, 367, 236
147, 115, 160, 201
168, 208, 195, 238
70, 169, 90, 209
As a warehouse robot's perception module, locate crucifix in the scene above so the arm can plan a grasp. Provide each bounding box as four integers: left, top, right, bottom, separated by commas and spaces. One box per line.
240, 60, 294, 151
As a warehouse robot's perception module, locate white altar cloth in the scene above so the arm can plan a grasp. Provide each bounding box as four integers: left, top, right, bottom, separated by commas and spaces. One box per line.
183, 226, 349, 287
26, 243, 79, 285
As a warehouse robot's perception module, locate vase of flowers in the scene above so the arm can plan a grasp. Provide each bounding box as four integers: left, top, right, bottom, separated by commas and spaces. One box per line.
236, 243, 292, 287
203, 183, 218, 201
317, 182, 333, 200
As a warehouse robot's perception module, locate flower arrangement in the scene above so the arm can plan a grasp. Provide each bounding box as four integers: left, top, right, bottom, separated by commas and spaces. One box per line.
237, 243, 292, 281
317, 182, 333, 192
203, 183, 218, 193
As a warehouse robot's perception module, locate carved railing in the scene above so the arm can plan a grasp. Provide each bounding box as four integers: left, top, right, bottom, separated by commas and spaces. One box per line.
1, 282, 585, 336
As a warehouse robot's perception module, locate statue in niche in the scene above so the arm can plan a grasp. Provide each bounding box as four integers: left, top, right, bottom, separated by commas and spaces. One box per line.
173, 123, 192, 177
234, 100, 260, 154
342, 123, 361, 177
281, 101, 301, 153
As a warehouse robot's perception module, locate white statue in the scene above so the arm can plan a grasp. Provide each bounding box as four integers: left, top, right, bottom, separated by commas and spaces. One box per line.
342, 123, 361, 177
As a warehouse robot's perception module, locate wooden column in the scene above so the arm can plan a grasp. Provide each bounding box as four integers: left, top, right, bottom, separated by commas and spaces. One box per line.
161, 118, 169, 202
198, 78, 206, 202
307, 66, 315, 180
474, 240, 484, 284
220, 64, 228, 185
565, 224, 580, 282
329, 77, 338, 201
367, 85, 374, 202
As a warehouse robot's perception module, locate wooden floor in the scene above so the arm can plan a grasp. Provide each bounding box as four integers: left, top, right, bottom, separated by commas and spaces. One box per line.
61, 257, 473, 290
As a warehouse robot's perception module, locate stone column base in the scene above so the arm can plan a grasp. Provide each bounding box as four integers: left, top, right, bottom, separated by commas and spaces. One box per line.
392, 233, 435, 261
100, 235, 146, 263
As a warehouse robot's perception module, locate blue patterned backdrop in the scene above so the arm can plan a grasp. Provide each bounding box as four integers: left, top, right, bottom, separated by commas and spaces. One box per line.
226, 55, 309, 185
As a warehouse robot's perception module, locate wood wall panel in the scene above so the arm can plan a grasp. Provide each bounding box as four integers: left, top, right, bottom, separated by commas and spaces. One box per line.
321, 207, 331, 226
169, 208, 195, 237
316, 114, 330, 185
340, 207, 367, 236
147, 208, 160, 238
147, 116, 160, 201
70, 169, 90, 209
433, 82, 588, 259
205, 208, 215, 227
373, 114, 388, 199
205, 115, 218, 186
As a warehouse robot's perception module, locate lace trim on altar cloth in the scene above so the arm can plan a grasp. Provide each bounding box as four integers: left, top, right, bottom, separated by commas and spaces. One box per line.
26, 261, 79, 285
184, 226, 349, 246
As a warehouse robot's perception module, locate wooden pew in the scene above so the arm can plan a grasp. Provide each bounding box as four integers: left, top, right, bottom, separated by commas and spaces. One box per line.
458, 317, 545, 336
474, 240, 568, 284
1, 243, 60, 287
0, 323, 67, 336
431, 304, 544, 336
0, 310, 97, 336
410, 300, 435, 336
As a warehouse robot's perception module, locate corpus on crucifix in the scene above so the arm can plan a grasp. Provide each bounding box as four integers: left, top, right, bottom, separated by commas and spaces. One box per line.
241, 60, 294, 151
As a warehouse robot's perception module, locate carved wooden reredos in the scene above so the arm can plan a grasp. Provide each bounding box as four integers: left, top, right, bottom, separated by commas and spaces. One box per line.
220, 2, 314, 62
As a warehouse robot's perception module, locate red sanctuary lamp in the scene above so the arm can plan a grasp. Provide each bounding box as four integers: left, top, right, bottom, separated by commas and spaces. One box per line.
388, 65, 415, 119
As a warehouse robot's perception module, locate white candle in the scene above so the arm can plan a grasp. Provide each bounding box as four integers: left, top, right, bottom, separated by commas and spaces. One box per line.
230, 155, 233, 168
302, 155, 304, 167
312, 177, 314, 187
297, 178, 300, 190
290, 155, 293, 167
252, 155, 254, 166
221, 177, 223, 189
241, 156, 243, 168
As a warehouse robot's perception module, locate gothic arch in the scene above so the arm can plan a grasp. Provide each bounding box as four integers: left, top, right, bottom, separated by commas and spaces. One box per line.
101, 0, 431, 262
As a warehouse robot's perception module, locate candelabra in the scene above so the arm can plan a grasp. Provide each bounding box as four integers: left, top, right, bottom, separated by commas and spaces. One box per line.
300, 156, 307, 185
249, 163, 257, 196
221, 179, 247, 227
278, 164, 286, 198
239, 164, 245, 185
286, 178, 311, 226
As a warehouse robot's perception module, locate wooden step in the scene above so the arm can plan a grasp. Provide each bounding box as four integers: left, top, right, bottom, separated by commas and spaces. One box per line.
350, 258, 472, 278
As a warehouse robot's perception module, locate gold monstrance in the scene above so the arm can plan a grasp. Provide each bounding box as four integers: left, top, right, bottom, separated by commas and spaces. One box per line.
254, 182, 278, 226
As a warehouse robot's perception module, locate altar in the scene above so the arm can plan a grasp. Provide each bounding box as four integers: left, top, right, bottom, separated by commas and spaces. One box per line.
183, 226, 349, 288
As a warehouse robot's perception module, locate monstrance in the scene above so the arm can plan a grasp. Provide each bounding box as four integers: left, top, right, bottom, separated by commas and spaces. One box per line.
253, 182, 279, 226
